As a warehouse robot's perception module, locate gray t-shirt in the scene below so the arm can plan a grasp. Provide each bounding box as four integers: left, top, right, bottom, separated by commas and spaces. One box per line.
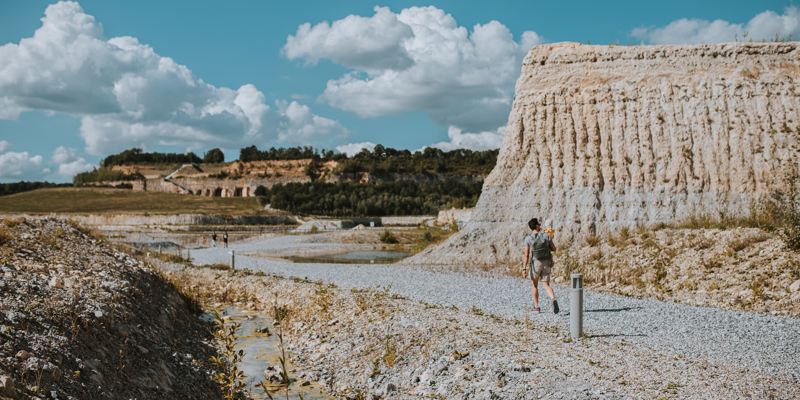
524, 232, 552, 260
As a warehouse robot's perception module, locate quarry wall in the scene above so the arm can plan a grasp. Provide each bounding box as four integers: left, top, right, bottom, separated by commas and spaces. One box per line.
410, 42, 800, 265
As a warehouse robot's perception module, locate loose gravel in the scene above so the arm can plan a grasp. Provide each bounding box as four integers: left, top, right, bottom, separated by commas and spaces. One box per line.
192, 235, 800, 382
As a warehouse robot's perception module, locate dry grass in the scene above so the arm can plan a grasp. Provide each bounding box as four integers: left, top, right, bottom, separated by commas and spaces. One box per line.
0, 187, 262, 214
0, 226, 11, 246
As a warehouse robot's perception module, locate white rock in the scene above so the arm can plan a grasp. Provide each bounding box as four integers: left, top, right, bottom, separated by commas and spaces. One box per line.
419, 368, 432, 383
790, 279, 800, 293
48, 277, 63, 288
408, 42, 800, 265
0, 375, 15, 397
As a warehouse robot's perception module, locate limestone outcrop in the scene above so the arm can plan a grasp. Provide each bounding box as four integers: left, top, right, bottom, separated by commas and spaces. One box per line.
410, 42, 800, 265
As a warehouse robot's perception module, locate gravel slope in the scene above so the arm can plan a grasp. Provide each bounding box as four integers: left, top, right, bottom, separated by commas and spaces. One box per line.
191, 235, 800, 382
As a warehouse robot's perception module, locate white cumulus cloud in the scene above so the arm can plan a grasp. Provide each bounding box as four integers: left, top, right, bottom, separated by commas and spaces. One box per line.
336, 142, 377, 157
425, 126, 504, 152
283, 6, 542, 133
51, 146, 94, 178
0, 141, 12, 153
0, 1, 347, 155
632, 6, 800, 44
0, 151, 46, 179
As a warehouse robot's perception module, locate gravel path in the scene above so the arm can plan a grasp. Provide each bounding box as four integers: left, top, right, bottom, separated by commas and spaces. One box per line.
192, 235, 800, 382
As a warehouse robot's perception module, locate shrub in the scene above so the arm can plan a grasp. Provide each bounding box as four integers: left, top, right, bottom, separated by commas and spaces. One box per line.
0, 227, 11, 246
379, 230, 398, 244
2, 217, 25, 228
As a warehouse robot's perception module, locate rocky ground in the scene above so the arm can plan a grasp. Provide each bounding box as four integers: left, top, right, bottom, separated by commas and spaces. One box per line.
5, 218, 799, 399
0, 218, 222, 399
159, 262, 800, 400
557, 227, 800, 315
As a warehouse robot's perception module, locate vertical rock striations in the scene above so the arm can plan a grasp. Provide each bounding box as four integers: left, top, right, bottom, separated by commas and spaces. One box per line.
410, 42, 800, 265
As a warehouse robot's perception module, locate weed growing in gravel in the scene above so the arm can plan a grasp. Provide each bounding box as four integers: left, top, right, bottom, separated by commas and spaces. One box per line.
151, 251, 193, 266
259, 295, 293, 400
0, 227, 11, 246
2, 217, 25, 227
201, 263, 230, 271
730, 233, 771, 251
352, 284, 392, 314
382, 336, 398, 367
585, 234, 600, 247
312, 282, 334, 317
209, 309, 247, 400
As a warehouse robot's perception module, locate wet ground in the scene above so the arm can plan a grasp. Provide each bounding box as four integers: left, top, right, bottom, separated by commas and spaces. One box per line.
211, 308, 333, 400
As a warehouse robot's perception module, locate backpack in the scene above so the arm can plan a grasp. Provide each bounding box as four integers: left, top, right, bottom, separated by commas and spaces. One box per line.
528, 232, 551, 261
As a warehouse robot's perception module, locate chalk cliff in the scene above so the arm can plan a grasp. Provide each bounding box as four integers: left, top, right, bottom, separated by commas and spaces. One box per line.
410, 42, 800, 265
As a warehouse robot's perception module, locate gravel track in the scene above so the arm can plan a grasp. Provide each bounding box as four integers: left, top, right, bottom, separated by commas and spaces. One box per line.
192, 235, 800, 382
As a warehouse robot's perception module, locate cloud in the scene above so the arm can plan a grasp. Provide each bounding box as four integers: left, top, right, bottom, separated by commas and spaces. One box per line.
0, 151, 46, 178
283, 6, 542, 133
336, 142, 376, 157
426, 126, 504, 152
0, 1, 347, 155
276, 100, 349, 142
632, 6, 800, 44
51, 146, 94, 178
0, 140, 11, 152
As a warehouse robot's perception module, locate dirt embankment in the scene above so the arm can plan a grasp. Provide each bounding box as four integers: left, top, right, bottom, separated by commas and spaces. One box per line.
555, 227, 800, 316
0, 218, 221, 399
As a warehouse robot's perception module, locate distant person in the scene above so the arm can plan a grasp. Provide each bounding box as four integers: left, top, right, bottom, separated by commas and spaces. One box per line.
223, 231, 229, 248
522, 218, 559, 314
211, 231, 217, 247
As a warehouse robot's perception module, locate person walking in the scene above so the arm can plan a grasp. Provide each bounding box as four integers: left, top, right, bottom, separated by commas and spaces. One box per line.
223, 231, 229, 248
522, 218, 559, 314
211, 231, 217, 247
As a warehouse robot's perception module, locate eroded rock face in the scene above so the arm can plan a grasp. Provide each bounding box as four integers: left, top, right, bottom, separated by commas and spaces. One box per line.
412, 42, 800, 265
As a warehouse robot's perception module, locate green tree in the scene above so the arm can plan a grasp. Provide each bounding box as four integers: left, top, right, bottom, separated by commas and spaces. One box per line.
203, 148, 225, 163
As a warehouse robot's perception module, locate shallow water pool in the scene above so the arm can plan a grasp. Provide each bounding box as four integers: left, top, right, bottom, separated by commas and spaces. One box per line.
285, 250, 412, 264
208, 307, 332, 400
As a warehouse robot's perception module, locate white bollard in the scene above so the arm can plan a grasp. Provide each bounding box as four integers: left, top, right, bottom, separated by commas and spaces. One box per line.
230, 250, 235, 270
570, 274, 584, 339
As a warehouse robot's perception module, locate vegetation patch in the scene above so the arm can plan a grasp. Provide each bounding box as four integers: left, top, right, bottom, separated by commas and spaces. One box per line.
262, 180, 481, 216
0, 187, 262, 214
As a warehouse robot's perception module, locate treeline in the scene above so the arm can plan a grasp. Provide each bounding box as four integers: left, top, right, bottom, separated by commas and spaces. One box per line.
0, 181, 72, 197
102, 148, 203, 167
258, 180, 481, 216
73, 169, 145, 185
330, 145, 498, 176
239, 145, 337, 162
242, 144, 498, 176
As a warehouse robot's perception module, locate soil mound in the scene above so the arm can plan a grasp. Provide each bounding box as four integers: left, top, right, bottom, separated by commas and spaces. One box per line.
0, 218, 220, 399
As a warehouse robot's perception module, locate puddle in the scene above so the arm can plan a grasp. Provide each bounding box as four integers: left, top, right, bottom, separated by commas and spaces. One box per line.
207, 307, 332, 400
285, 250, 412, 264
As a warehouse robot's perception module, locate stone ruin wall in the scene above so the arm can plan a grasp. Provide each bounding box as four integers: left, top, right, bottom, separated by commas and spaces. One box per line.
409, 42, 800, 265
109, 172, 486, 198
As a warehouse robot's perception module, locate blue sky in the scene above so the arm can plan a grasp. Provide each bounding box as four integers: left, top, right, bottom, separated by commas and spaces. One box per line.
0, 0, 796, 182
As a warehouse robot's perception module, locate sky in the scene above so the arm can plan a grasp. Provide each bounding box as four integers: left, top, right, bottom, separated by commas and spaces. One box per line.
0, 0, 798, 182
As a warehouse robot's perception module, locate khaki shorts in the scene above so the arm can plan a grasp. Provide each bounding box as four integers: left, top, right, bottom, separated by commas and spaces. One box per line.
528, 259, 552, 282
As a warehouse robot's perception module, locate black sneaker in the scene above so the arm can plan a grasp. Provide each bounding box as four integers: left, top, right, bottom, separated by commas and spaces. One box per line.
552, 299, 559, 314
